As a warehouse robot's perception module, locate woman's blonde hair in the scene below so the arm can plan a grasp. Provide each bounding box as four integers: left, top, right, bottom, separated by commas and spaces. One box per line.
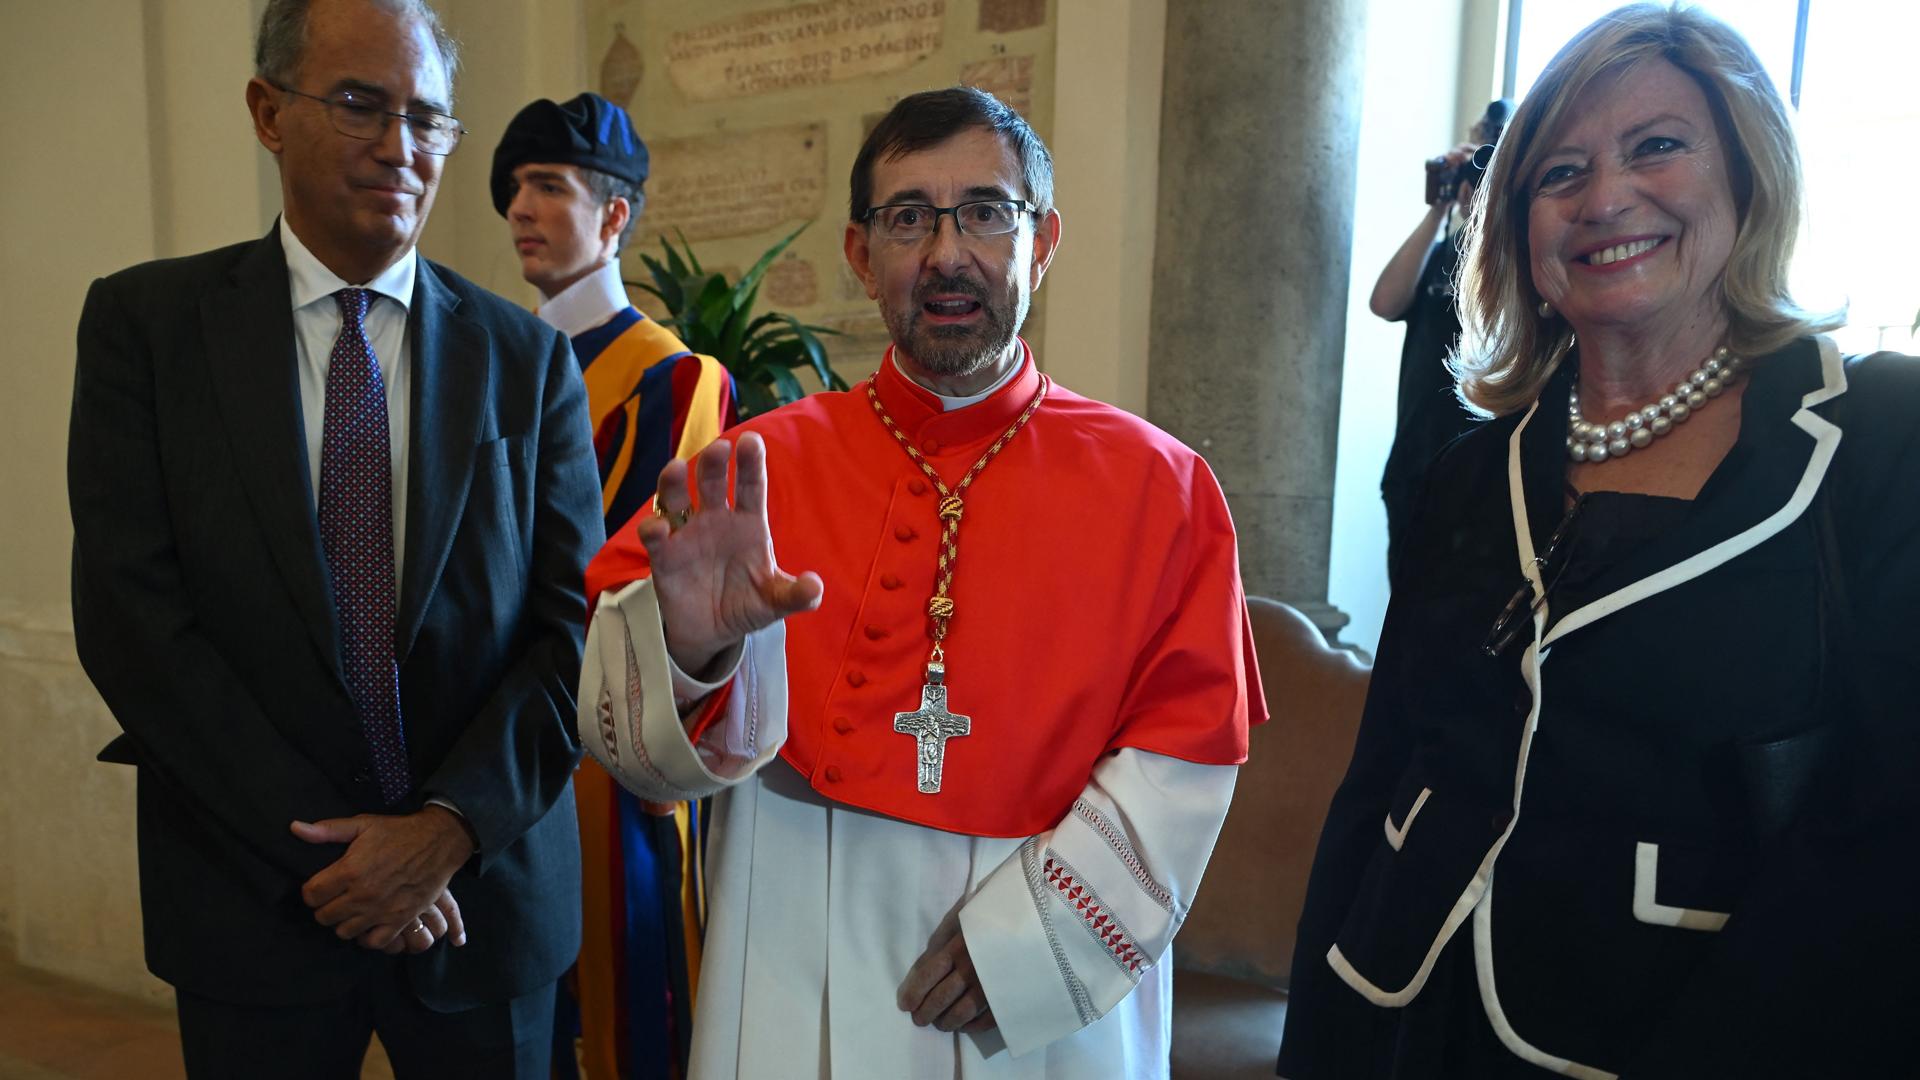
1452, 3, 1841, 416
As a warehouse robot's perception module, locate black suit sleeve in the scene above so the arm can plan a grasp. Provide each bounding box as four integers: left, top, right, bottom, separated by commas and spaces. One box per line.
419, 328, 602, 871
68, 275, 358, 892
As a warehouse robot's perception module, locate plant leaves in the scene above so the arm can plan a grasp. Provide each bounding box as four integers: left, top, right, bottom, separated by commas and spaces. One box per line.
632, 256, 684, 315
756, 364, 806, 404
639, 223, 849, 402
737, 377, 782, 419
675, 229, 704, 276
773, 314, 835, 389
733, 223, 810, 311
693, 274, 734, 343
659, 235, 690, 280
718, 282, 762, 362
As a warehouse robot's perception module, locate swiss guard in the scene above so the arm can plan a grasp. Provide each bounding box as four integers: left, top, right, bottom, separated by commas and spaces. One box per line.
492, 91, 734, 1080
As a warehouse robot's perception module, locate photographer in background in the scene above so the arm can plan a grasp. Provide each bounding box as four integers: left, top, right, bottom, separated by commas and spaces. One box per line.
1371, 99, 1511, 576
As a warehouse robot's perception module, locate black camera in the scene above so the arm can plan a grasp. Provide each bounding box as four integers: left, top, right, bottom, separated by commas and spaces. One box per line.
1424, 143, 1497, 206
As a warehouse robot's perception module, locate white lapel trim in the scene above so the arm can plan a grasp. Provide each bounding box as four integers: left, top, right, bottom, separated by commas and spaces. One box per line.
1515, 337, 1848, 650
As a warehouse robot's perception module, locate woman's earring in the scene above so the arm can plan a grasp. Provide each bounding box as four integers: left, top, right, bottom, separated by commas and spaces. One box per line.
1538, 300, 1554, 319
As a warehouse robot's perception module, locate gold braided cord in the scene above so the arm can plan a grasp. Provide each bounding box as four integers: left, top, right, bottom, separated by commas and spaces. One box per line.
866, 373, 1050, 655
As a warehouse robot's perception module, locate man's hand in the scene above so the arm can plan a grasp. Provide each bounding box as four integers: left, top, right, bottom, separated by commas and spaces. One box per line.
898, 912, 997, 1034
371, 889, 467, 955
291, 807, 473, 949
643, 433, 824, 675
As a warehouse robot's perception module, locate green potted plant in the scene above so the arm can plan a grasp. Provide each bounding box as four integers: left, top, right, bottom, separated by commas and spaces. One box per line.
630, 223, 847, 418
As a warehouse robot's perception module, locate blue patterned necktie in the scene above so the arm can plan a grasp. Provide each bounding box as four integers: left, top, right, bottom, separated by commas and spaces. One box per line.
318, 288, 410, 804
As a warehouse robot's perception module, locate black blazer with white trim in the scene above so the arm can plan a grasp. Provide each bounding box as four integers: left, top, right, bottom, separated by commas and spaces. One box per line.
1280, 339, 1920, 1079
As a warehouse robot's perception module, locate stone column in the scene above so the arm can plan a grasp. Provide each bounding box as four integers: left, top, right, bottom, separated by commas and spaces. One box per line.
1147, 0, 1366, 637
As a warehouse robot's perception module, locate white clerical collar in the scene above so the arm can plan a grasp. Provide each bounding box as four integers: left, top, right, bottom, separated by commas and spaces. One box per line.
901, 354, 1023, 411
537, 258, 630, 338
279, 215, 416, 314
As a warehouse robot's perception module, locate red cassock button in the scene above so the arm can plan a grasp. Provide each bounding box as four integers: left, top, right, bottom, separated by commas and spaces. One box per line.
864, 624, 888, 640
832, 716, 853, 734
824, 766, 844, 783
846, 669, 867, 687
908, 478, 928, 496
895, 525, 917, 542
880, 573, 904, 590
922, 439, 941, 454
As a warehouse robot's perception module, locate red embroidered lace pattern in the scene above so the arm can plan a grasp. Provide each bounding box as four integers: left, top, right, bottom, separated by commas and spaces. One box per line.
1043, 854, 1145, 974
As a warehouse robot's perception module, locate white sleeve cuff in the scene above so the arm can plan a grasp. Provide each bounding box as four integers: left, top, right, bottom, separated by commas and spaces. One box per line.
961, 837, 1102, 1057
667, 638, 743, 710
960, 749, 1239, 1057
577, 577, 787, 801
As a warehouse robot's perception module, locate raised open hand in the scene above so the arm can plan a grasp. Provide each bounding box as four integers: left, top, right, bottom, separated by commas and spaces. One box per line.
641, 433, 824, 676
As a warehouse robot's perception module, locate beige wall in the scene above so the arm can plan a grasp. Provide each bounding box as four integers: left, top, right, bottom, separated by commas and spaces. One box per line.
0, 0, 274, 1004
1041, 0, 1163, 414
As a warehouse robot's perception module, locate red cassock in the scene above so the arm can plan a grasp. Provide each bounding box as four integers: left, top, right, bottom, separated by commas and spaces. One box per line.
585, 342, 1266, 838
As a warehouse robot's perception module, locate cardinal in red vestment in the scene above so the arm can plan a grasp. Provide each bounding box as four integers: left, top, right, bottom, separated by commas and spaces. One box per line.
578, 87, 1266, 1080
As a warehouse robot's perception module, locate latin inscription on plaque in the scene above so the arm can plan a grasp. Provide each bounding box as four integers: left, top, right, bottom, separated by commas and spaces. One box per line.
642, 124, 828, 244
666, 0, 947, 103
959, 55, 1035, 116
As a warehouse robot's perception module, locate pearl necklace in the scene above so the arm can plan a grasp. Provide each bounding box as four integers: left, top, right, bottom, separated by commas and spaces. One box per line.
1566, 346, 1746, 463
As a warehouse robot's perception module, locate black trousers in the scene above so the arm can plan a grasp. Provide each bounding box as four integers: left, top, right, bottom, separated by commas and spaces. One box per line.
175, 961, 555, 1080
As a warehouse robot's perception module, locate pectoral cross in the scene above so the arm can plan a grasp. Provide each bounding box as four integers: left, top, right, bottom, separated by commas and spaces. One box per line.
893, 663, 971, 794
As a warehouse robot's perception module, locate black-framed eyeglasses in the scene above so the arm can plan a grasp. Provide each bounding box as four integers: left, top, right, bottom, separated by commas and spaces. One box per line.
1483, 493, 1589, 657
860, 200, 1036, 241
271, 82, 466, 156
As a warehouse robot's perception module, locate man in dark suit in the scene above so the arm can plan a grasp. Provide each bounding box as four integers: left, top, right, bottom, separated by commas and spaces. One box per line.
65, 0, 602, 1075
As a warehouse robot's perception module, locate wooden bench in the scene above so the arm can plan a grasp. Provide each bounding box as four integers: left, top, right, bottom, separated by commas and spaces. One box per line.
1170, 597, 1369, 1079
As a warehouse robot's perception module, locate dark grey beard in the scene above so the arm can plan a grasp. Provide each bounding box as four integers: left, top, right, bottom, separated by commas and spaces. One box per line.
881, 276, 1027, 378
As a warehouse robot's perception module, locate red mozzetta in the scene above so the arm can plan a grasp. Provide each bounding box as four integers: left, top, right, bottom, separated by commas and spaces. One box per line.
585, 342, 1267, 837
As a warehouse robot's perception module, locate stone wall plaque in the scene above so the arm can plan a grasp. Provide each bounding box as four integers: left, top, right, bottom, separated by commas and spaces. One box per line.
640, 123, 828, 244
978, 0, 1046, 34
958, 55, 1034, 116
599, 23, 643, 106
764, 256, 821, 308
665, 0, 947, 104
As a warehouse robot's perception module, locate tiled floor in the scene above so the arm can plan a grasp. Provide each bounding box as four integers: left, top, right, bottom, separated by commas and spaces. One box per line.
0, 957, 394, 1079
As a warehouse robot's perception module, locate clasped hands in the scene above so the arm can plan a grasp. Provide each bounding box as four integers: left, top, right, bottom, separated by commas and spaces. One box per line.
289, 804, 473, 955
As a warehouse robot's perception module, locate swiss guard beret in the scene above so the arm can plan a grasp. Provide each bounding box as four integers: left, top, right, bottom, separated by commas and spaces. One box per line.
490, 92, 649, 216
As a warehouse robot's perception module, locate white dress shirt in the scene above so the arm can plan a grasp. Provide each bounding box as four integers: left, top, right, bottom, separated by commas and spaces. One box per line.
280, 216, 415, 578
535, 257, 629, 338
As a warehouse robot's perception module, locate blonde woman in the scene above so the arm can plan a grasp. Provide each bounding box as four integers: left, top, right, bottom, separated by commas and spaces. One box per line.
1280, 6, 1917, 1078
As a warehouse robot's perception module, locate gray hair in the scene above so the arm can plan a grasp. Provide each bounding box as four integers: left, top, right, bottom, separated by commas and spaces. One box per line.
255, 0, 461, 95
583, 169, 645, 255
1451, 3, 1841, 416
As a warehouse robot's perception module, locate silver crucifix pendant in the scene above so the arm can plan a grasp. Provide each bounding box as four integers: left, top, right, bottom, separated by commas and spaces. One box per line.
893, 662, 972, 794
